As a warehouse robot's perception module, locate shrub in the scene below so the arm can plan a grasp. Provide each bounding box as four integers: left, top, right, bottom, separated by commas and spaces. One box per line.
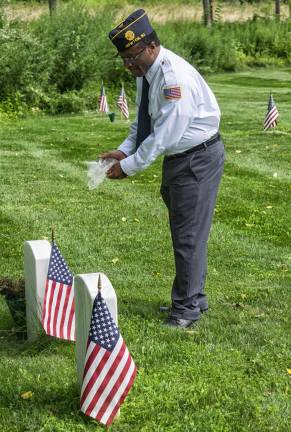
0, 3, 290, 114
0, 22, 50, 99
33, 6, 104, 93
156, 18, 291, 73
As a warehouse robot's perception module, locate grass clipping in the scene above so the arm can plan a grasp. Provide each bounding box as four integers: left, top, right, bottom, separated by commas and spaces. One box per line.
87, 158, 117, 190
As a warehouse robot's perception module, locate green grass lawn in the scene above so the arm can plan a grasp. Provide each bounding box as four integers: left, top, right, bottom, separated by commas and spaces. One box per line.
0, 69, 291, 431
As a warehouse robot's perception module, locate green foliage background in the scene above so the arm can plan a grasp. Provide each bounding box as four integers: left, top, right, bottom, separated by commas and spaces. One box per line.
0, 1, 290, 114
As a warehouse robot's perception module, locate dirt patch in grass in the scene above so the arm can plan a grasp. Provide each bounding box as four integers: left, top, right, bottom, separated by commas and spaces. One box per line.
0, 277, 26, 337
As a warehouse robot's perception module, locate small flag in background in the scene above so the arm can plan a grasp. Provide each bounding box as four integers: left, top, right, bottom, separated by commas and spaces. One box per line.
80, 288, 137, 426
117, 85, 129, 119
42, 241, 75, 341
263, 93, 279, 130
99, 83, 109, 113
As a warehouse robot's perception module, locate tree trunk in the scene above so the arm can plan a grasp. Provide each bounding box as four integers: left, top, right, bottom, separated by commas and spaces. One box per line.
275, 0, 280, 18
202, 0, 212, 27
48, 0, 57, 16
210, 0, 214, 23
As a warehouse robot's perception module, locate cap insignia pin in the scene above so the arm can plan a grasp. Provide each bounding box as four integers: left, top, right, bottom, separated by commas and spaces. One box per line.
125, 30, 135, 41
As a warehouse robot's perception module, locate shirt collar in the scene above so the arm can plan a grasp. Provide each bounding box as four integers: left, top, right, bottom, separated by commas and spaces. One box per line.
145, 45, 165, 85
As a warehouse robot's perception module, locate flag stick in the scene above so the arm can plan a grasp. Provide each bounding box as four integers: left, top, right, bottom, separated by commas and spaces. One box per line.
51, 226, 55, 242
98, 274, 102, 291
120, 81, 123, 121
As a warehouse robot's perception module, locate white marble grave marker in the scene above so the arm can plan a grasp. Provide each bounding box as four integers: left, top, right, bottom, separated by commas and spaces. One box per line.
74, 272, 117, 387
24, 240, 51, 340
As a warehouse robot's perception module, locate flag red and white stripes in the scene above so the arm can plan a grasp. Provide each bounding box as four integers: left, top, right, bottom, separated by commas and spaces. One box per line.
117, 86, 129, 119
80, 291, 137, 426
99, 83, 109, 113
163, 85, 182, 100
42, 241, 75, 341
263, 93, 279, 130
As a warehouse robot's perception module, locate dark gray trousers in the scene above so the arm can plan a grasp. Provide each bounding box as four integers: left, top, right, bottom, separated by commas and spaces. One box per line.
160, 139, 225, 320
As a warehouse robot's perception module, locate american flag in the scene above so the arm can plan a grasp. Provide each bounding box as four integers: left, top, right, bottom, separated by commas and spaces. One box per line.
80, 290, 137, 426
117, 85, 129, 119
99, 83, 109, 113
263, 93, 279, 130
163, 85, 181, 100
42, 241, 75, 341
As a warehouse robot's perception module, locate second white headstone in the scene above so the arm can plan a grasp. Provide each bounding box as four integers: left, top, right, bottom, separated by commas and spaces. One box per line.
74, 272, 117, 387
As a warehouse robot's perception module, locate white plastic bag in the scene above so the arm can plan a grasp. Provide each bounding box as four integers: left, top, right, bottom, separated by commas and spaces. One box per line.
87, 158, 117, 190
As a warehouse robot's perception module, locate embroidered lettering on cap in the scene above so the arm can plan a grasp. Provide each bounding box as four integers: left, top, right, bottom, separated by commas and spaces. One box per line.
125, 33, 145, 48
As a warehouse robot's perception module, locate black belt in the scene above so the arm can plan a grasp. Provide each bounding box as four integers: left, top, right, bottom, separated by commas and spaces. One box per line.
166, 132, 220, 160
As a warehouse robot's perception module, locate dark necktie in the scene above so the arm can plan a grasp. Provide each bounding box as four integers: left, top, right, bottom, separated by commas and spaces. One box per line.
136, 77, 151, 149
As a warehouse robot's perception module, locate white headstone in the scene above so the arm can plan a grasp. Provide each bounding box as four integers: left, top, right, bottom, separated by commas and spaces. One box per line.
74, 272, 117, 387
24, 240, 51, 340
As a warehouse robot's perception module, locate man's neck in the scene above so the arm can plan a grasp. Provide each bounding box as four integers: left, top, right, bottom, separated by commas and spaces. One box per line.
145, 46, 162, 82
150, 46, 161, 67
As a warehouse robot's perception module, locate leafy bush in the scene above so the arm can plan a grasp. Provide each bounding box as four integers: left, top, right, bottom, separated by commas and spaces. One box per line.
0, 22, 50, 100
49, 91, 86, 114
33, 7, 107, 93
0, 3, 290, 114
157, 18, 291, 73
0, 4, 135, 113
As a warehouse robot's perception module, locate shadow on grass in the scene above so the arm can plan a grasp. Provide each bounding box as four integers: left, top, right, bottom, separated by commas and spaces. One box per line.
119, 296, 173, 321
0, 380, 84, 424
0, 329, 75, 360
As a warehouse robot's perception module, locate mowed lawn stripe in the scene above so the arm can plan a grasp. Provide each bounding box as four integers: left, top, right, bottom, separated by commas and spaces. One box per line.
0, 70, 290, 431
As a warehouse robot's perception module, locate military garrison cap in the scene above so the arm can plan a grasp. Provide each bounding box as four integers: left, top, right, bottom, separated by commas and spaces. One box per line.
109, 9, 153, 52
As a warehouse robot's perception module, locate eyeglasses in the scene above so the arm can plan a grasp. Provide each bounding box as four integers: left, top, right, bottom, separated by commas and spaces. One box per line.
119, 47, 147, 64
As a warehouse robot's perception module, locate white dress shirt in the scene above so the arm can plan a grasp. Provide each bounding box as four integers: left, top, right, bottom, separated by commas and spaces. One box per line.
119, 45, 221, 176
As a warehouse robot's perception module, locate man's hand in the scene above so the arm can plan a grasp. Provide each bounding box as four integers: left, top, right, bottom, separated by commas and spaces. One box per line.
106, 162, 127, 179
101, 150, 126, 161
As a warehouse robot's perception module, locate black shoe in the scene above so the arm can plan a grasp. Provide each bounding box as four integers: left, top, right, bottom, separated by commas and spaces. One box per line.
166, 317, 198, 329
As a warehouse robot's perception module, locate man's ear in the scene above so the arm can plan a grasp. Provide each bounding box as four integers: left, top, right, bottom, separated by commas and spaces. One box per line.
148, 41, 156, 52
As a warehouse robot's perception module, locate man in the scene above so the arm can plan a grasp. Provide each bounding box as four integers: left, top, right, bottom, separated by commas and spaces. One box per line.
102, 9, 225, 328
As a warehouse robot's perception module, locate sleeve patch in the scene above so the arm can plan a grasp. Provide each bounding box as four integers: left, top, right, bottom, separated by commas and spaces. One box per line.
163, 85, 182, 100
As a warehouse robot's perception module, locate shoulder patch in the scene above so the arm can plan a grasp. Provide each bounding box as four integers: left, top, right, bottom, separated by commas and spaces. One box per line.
163, 85, 182, 100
